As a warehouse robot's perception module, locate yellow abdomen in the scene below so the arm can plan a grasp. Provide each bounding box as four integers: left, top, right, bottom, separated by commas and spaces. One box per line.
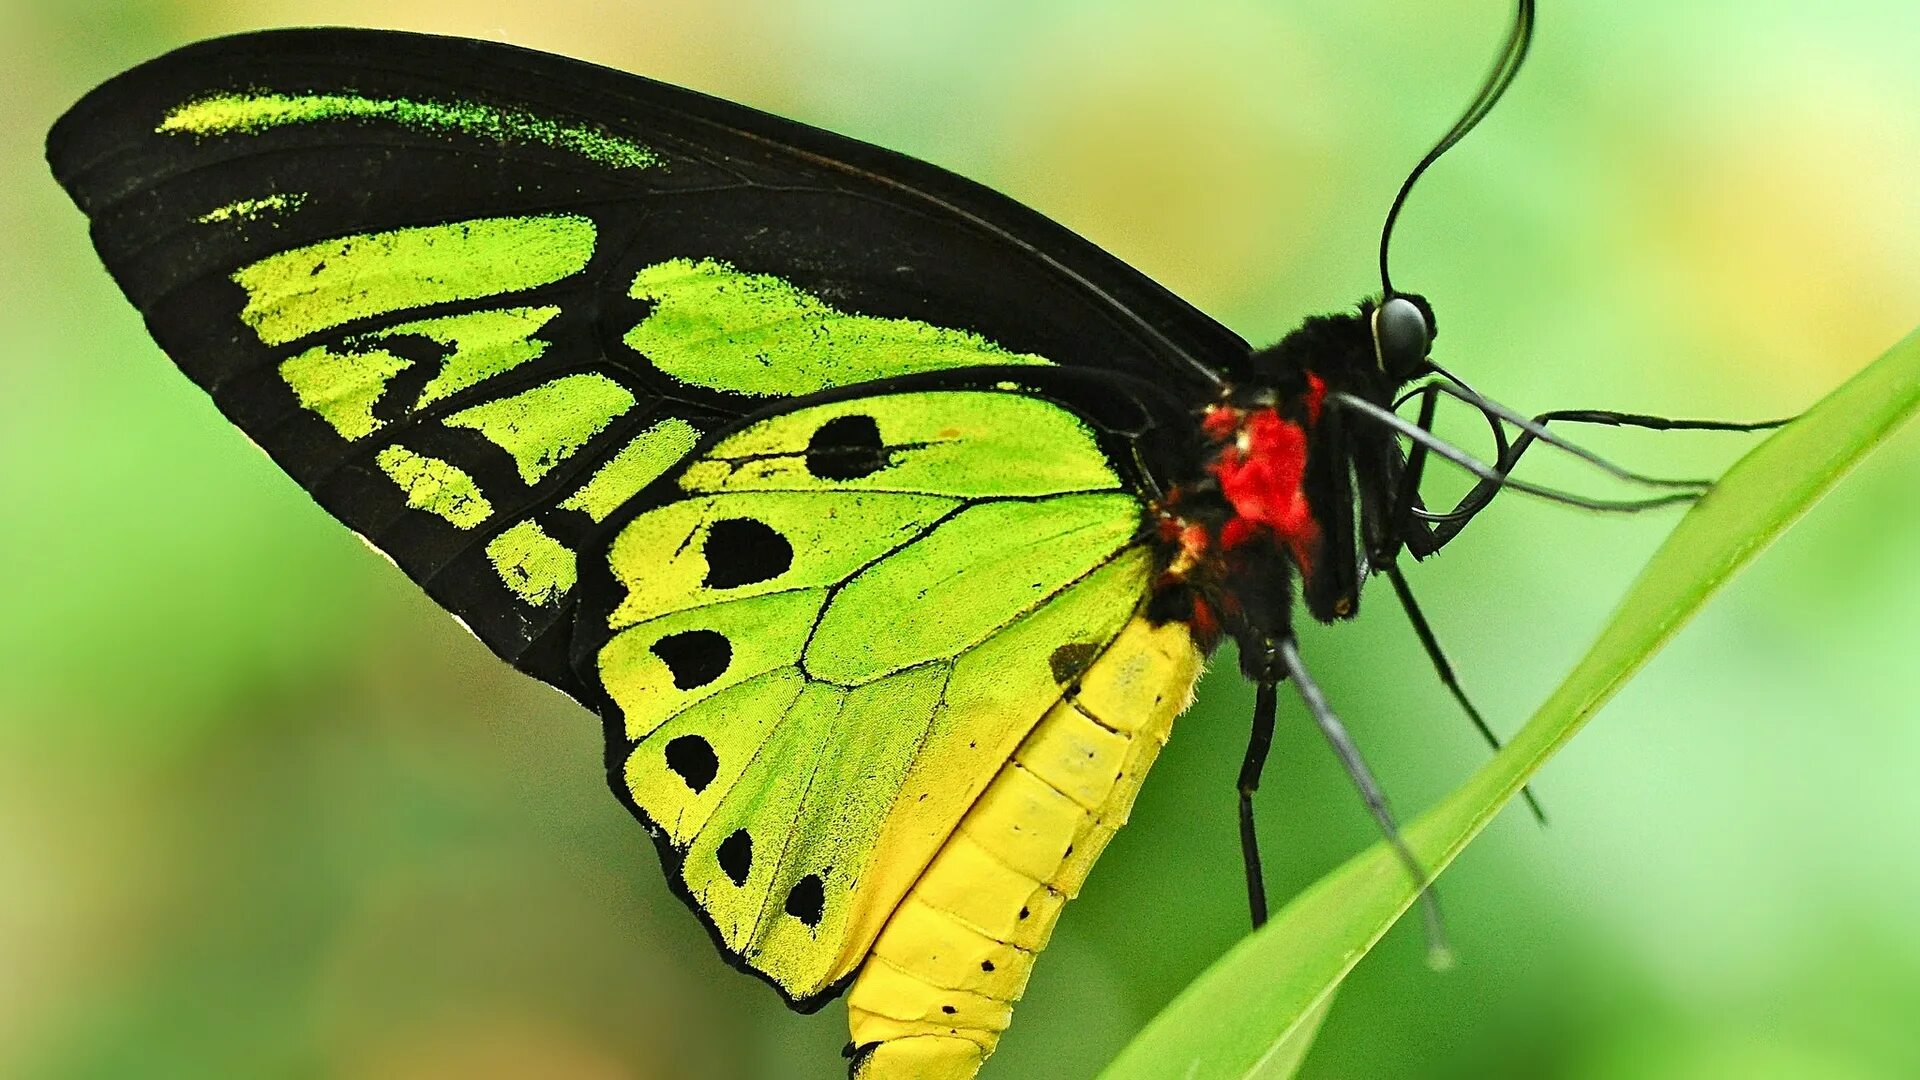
847, 616, 1203, 1078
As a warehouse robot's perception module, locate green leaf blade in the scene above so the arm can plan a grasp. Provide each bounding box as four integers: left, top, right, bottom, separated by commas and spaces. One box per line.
1100, 325, 1920, 1080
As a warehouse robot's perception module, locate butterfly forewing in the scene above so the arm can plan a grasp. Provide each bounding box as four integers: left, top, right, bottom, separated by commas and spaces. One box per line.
48, 28, 1243, 694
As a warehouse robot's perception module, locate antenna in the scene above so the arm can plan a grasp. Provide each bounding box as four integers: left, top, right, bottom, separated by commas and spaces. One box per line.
1378, 0, 1537, 297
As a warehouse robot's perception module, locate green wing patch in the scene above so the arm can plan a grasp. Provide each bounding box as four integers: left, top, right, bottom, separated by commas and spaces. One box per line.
213, 213, 680, 615
160, 90, 660, 170
560, 418, 703, 523
678, 392, 1100, 498
279, 306, 566, 440
234, 215, 597, 346
588, 388, 1154, 1003
375, 445, 493, 528
443, 373, 638, 484
627, 257, 1049, 396
486, 520, 579, 605
197, 192, 305, 224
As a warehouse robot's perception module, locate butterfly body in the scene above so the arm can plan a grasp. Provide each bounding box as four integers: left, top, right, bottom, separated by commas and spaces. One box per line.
50, 27, 1439, 1080
1151, 307, 1427, 675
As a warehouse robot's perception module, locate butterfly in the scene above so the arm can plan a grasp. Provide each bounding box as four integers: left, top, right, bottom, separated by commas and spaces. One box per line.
49, 2, 1771, 1076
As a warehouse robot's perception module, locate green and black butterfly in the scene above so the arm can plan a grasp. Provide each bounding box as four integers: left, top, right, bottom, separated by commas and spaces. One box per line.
48, 2, 1778, 1076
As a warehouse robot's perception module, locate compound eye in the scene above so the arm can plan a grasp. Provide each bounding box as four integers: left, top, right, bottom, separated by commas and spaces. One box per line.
1373, 295, 1432, 376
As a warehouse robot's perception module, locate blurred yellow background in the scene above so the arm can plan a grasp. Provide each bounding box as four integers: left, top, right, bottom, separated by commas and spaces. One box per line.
5, 1, 1920, 1077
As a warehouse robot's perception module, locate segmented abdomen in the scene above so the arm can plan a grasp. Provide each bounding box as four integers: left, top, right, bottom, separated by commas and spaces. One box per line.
847, 617, 1202, 1078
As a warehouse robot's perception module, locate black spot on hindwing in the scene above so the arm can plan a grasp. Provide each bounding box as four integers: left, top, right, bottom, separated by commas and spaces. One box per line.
805, 415, 889, 480
665, 734, 719, 793
785, 874, 826, 927
652, 630, 731, 690
1049, 642, 1102, 684
702, 518, 794, 589
717, 828, 753, 886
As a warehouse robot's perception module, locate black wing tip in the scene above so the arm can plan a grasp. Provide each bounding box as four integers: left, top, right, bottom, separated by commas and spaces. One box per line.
44, 22, 1246, 384
45, 27, 565, 187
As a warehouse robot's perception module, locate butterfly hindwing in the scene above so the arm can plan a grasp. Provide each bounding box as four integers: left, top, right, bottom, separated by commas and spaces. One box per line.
572, 377, 1172, 1005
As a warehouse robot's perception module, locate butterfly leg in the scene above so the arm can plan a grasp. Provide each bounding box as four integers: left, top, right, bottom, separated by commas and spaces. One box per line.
1363, 393, 1542, 821
1275, 636, 1453, 968
1380, 379, 1446, 561
1379, 562, 1546, 825
1239, 679, 1279, 927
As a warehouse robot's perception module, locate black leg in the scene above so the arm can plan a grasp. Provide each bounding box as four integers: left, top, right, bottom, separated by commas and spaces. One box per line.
1382, 561, 1546, 825
1275, 637, 1452, 967
1386, 382, 1444, 561
1239, 679, 1279, 928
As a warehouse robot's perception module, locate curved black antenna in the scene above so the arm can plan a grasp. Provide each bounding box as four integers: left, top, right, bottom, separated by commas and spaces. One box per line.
1378, 0, 1537, 296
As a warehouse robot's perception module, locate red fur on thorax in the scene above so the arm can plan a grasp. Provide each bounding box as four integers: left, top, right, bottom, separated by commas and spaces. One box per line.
1200, 404, 1240, 439
1208, 407, 1320, 574
1303, 372, 1327, 424
1187, 596, 1219, 641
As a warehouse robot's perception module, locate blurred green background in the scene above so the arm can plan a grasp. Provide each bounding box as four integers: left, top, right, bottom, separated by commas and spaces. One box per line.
5, 1, 1919, 1077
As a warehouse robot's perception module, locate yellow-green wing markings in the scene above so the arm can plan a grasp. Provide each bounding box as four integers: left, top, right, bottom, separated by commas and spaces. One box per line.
269, 296, 669, 602
160, 91, 659, 171
224, 213, 650, 607
443, 373, 638, 484
234, 215, 595, 347
405, 307, 565, 409
226, 209, 1089, 661
485, 520, 578, 606
457, 410, 703, 605
280, 341, 413, 441
276, 306, 565, 440
197, 192, 306, 225
591, 389, 1154, 1001
481, 419, 705, 599
375, 445, 492, 529
681, 392, 1114, 498
559, 418, 702, 523
626, 257, 1050, 396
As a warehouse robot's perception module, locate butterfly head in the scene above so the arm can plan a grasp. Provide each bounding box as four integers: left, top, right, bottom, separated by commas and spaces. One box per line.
1233, 291, 1437, 411
1370, 293, 1437, 385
